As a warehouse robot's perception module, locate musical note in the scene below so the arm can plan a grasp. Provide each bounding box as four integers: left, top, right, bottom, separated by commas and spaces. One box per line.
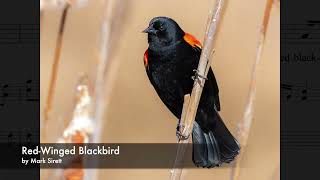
281, 84, 293, 100
0, 130, 39, 144
301, 89, 307, 100
0, 80, 39, 107
301, 81, 308, 101
7, 132, 13, 145
26, 132, 32, 143
281, 81, 320, 102
282, 20, 320, 44
25, 79, 38, 101
301, 33, 310, 39
300, 21, 320, 39
0, 84, 9, 106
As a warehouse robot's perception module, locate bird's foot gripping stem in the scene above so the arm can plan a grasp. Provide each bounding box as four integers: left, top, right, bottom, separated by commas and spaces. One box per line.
176, 124, 190, 141
191, 69, 207, 86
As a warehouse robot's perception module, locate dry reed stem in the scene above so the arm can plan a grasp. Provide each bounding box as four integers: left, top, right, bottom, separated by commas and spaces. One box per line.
40, 0, 88, 10
91, 0, 123, 145
85, 0, 124, 180
63, 131, 86, 180
170, 0, 225, 179
230, 0, 274, 180
270, 164, 280, 180
91, 0, 114, 144
42, 5, 70, 144
90, 0, 127, 144
60, 77, 92, 180
273, 0, 280, 9
46, 76, 92, 180
170, 95, 190, 180
44, 4, 70, 123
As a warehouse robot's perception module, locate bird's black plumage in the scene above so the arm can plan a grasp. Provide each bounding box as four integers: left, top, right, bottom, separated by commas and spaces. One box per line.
143, 16, 240, 168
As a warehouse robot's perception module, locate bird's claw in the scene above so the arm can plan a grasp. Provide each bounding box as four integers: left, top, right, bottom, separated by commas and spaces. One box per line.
176, 131, 189, 140
176, 124, 189, 140
191, 69, 207, 87
193, 69, 208, 80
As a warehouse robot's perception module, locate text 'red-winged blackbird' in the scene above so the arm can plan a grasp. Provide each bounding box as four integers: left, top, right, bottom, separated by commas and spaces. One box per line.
143, 17, 240, 168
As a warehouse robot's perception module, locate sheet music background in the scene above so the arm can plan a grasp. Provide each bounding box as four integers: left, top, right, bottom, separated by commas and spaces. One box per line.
281, 0, 320, 179
0, 0, 39, 179
0, 0, 318, 179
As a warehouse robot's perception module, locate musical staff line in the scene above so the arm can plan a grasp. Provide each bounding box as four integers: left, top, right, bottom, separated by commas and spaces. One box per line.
282, 20, 320, 44
0, 23, 39, 44
281, 81, 320, 102
281, 130, 320, 148
0, 80, 39, 107
0, 130, 39, 145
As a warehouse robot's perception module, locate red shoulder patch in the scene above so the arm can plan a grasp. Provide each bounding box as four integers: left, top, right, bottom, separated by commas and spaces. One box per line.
143, 50, 148, 67
183, 33, 202, 48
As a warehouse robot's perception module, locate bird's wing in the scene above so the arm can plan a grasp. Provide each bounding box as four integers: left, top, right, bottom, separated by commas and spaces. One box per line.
207, 68, 221, 111
183, 33, 221, 111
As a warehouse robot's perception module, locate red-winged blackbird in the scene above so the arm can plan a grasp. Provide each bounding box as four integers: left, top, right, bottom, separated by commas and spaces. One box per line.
143, 16, 240, 168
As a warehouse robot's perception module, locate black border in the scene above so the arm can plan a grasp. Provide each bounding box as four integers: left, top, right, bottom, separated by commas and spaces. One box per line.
0, 0, 39, 179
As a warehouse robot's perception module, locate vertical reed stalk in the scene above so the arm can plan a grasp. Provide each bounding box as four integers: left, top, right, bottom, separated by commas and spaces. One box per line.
47, 76, 92, 180
44, 4, 70, 123
170, 0, 225, 179
230, 0, 273, 180
85, 0, 125, 179
91, 0, 116, 144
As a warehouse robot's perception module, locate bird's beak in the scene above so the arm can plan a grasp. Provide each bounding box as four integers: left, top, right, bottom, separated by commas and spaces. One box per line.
142, 26, 156, 35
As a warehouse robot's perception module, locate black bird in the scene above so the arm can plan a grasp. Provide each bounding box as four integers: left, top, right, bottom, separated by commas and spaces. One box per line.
143, 16, 240, 168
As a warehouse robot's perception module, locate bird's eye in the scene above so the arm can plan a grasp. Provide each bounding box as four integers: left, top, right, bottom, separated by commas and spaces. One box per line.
159, 25, 165, 31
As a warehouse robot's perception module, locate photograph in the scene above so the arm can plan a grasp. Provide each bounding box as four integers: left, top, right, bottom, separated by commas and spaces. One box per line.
39, 0, 280, 179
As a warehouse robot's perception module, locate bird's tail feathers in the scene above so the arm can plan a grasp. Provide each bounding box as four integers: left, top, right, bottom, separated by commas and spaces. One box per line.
192, 113, 240, 168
